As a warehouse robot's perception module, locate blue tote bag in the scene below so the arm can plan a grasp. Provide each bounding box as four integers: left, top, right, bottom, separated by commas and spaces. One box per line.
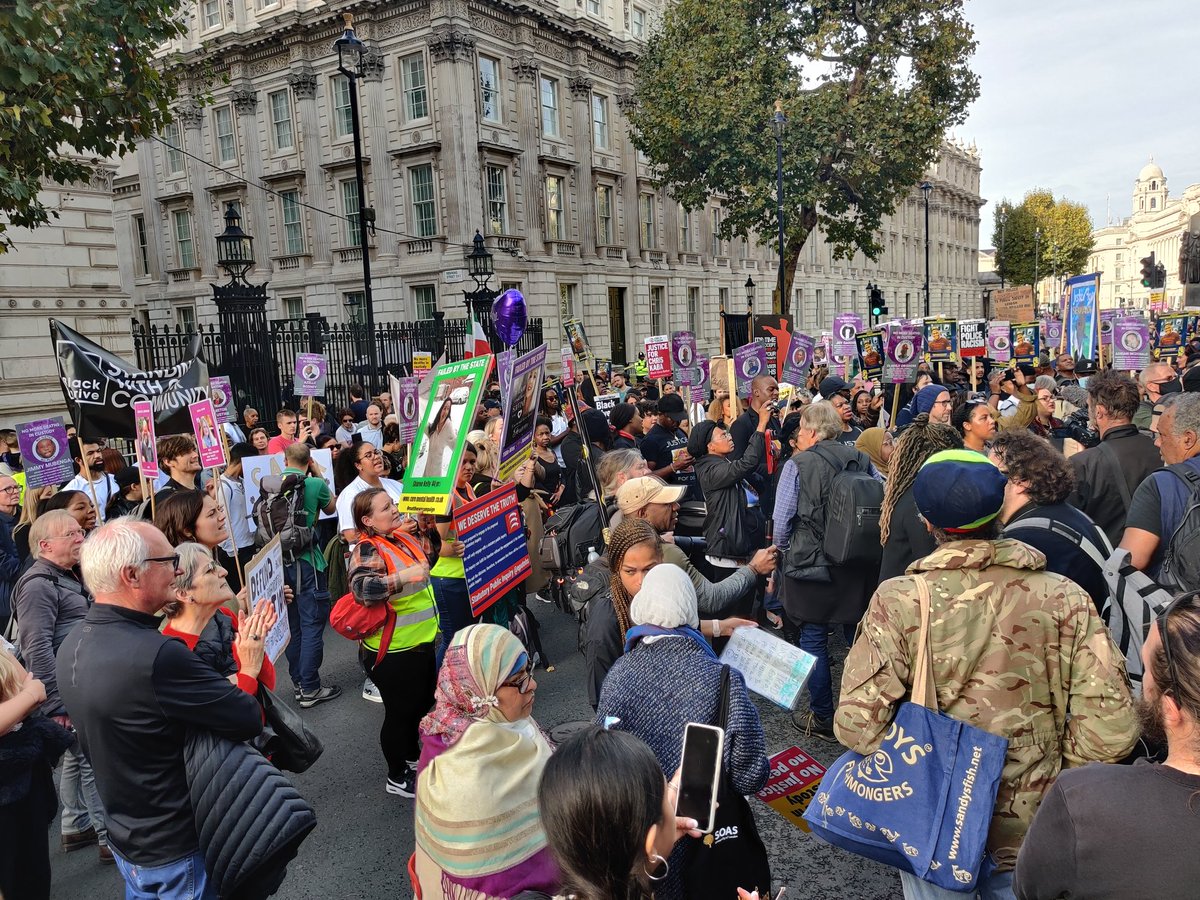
803, 576, 1009, 892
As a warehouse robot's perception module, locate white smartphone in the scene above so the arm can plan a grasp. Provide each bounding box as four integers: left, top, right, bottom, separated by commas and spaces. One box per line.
675, 723, 725, 834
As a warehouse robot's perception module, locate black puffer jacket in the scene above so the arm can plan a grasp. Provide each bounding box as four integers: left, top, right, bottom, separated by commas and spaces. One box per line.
185, 729, 317, 900
694, 432, 766, 559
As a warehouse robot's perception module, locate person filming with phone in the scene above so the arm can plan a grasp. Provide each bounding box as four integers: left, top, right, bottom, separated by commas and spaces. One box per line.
595, 565, 768, 900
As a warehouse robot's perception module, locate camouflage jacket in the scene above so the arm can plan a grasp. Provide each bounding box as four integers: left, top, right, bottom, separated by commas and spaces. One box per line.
833, 538, 1136, 871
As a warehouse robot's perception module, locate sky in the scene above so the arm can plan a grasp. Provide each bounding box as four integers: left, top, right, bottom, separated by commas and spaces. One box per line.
960, 0, 1199, 246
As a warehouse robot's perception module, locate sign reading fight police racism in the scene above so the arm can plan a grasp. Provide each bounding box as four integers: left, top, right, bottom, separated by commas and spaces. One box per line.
244, 535, 289, 662
454, 484, 531, 617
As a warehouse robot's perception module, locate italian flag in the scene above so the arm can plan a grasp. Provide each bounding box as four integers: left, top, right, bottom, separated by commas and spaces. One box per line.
466, 314, 490, 358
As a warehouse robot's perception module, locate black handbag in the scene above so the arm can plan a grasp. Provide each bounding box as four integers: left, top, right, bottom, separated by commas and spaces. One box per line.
257, 687, 324, 773
683, 666, 772, 900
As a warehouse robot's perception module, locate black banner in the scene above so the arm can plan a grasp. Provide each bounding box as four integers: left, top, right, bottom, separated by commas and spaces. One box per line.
50, 319, 210, 439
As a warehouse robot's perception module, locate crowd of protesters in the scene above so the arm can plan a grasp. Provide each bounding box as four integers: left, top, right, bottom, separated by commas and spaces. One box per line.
3, 340, 1200, 900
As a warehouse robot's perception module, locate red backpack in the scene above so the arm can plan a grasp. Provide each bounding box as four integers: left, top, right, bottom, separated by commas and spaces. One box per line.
329, 533, 426, 665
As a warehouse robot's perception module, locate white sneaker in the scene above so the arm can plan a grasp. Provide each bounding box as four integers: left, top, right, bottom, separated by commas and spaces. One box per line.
362, 678, 383, 703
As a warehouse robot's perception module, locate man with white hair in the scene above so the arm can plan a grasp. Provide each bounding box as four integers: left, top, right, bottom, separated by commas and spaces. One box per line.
56, 517, 262, 897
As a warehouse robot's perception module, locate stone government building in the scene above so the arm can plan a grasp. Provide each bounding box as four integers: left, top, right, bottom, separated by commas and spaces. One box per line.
112, 0, 985, 369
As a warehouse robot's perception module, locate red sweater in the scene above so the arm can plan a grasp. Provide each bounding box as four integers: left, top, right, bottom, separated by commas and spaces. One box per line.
162, 607, 276, 696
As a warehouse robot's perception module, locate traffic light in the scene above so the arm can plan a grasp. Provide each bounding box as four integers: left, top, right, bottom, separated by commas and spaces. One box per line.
1140, 252, 1156, 288
1154, 262, 1167, 290
869, 285, 888, 325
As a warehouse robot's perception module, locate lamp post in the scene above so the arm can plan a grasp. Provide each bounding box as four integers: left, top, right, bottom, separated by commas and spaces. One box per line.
745, 275, 755, 315
212, 203, 272, 414
920, 182, 932, 317
335, 14, 379, 389
465, 230, 496, 353
772, 100, 786, 317
1033, 227, 1041, 310
997, 205, 1007, 290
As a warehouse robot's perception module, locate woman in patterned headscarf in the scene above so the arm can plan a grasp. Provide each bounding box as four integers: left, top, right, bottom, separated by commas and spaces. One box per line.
413, 624, 558, 900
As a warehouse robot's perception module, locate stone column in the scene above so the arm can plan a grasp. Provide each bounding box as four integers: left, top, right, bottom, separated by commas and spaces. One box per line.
287, 65, 331, 269
428, 26, 483, 249
568, 75, 596, 259
512, 54, 544, 256
359, 46, 397, 261
175, 98, 215, 279
615, 90, 641, 260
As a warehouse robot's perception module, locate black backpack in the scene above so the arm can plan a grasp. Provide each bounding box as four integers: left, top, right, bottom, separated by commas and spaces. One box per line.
810, 444, 884, 566
252, 472, 314, 562
1158, 464, 1200, 594
541, 502, 606, 573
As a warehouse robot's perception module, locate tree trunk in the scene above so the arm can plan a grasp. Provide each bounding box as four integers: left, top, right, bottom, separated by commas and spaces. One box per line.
780, 206, 818, 322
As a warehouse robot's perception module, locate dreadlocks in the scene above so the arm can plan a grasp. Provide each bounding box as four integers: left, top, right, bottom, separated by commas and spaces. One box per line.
606, 518, 662, 638
879, 416, 963, 544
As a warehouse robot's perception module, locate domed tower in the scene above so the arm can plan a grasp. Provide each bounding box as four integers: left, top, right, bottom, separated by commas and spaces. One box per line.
1133, 157, 1168, 214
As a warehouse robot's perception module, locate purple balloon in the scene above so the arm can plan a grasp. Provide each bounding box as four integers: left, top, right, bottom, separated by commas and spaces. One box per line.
492, 288, 528, 346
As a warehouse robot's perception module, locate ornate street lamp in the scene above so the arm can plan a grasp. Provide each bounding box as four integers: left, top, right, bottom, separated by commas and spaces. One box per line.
334, 13, 379, 387
464, 230, 497, 353
745, 275, 755, 314
215, 202, 254, 282
467, 230, 495, 287
920, 182, 933, 317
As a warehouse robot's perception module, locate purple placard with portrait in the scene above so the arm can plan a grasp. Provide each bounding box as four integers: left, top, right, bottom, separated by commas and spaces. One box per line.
671, 331, 697, 371
1099, 309, 1119, 347
294, 353, 328, 397
208, 375, 234, 424
780, 333, 814, 386
1041, 318, 1063, 352
832, 314, 862, 358
1112, 317, 1151, 370
17, 416, 72, 489
396, 376, 419, 444
884, 325, 924, 384
732, 342, 768, 398
189, 399, 227, 469
987, 321, 1011, 362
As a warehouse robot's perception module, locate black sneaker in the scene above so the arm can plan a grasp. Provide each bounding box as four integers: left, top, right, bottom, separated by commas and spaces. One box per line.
298, 685, 342, 708
386, 766, 417, 798
792, 709, 838, 743
293, 687, 302, 702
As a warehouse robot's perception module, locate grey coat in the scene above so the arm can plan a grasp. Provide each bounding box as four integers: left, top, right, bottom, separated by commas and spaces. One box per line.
13, 560, 91, 716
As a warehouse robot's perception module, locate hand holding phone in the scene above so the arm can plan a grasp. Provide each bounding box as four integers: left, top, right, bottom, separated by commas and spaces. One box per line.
676, 722, 725, 834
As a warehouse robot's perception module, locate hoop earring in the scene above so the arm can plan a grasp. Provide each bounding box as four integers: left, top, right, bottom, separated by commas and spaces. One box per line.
644, 853, 669, 883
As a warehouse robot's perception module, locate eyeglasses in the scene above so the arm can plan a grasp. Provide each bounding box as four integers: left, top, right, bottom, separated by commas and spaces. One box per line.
1156, 593, 1195, 697
359, 449, 380, 460
0, 485, 19, 494
144, 554, 181, 570
932, 399, 953, 407
47, 529, 86, 541
502, 665, 535, 694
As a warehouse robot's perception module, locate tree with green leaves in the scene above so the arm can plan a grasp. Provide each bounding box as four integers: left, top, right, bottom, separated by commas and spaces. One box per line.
628, 0, 979, 301
0, 0, 187, 250
992, 190, 1094, 289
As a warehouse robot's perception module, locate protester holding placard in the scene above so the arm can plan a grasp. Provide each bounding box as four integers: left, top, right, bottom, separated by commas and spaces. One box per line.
334, 441, 404, 544
64, 438, 118, 524
347, 488, 437, 798
278, 443, 339, 708
430, 444, 479, 664
161, 543, 278, 701
154, 435, 203, 502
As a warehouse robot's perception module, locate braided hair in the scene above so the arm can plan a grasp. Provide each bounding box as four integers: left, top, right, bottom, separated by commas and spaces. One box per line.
879, 416, 963, 544
606, 518, 662, 639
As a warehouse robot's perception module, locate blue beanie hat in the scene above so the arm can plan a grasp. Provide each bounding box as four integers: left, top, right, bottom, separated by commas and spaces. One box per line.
913, 384, 947, 418
913, 449, 1007, 532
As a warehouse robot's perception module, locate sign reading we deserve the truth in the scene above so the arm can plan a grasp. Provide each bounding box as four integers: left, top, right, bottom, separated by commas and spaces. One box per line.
455, 483, 531, 617
244, 535, 290, 662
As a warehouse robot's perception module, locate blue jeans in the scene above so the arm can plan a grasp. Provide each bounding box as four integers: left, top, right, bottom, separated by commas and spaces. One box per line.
59, 744, 107, 843
112, 849, 216, 900
431, 575, 474, 669
284, 558, 330, 693
900, 869, 1014, 900
798, 622, 855, 721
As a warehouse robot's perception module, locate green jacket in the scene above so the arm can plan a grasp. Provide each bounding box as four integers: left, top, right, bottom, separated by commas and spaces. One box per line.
834, 538, 1136, 871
